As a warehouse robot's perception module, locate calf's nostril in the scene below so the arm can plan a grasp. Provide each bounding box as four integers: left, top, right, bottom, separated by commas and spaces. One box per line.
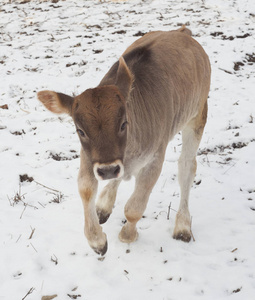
114, 165, 120, 175
97, 168, 105, 177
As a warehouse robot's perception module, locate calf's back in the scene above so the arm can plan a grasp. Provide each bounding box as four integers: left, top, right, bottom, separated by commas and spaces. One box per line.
100, 29, 210, 175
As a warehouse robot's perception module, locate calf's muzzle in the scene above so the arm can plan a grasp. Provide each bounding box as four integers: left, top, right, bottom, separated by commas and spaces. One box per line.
93, 159, 124, 181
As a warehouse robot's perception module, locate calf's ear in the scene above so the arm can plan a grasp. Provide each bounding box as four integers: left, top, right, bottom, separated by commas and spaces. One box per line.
115, 56, 133, 100
37, 90, 74, 115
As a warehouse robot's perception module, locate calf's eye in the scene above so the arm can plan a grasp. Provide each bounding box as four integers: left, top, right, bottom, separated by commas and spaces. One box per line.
120, 121, 128, 132
77, 129, 85, 137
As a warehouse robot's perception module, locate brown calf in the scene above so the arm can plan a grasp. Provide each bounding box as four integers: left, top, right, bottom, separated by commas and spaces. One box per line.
38, 27, 211, 255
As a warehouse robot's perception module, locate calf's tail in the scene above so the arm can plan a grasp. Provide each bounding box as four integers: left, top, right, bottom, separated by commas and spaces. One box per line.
177, 25, 192, 36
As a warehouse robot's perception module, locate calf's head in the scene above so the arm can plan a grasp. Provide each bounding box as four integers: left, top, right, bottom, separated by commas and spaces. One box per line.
37, 57, 133, 181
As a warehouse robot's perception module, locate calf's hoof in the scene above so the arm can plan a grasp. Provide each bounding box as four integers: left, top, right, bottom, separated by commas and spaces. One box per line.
173, 211, 192, 242
173, 230, 191, 243
96, 208, 110, 224
92, 240, 108, 256
119, 224, 138, 243
87, 231, 108, 256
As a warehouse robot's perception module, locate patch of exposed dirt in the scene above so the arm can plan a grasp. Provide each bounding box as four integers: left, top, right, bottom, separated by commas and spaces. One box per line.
210, 32, 251, 40
19, 174, 34, 182
49, 151, 79, 161
198, 141, 249, 155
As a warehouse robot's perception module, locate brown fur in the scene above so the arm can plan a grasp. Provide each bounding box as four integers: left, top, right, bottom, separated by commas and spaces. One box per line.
37, 27, 211, 255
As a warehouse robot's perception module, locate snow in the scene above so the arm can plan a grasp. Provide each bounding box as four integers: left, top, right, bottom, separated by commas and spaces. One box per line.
0, 0, 255, 299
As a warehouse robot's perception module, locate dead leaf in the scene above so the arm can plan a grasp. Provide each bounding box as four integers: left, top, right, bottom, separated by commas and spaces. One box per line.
41, 295, 58, 300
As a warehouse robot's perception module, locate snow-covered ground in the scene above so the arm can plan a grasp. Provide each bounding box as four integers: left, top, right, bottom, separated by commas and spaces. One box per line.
0, 0, 255, 299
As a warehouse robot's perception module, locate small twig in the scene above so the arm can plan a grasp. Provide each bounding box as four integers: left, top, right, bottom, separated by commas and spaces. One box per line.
7, 183, 29, 207
155, 205, 178, 220
20, 203, 27, 219
124, 269, 130, 281
167, 202, 171, 220
38, 201, 46, 208
23, 202, 38, 210
219, 68, 233, 75
170, 207, 178, 213
231, 248, 238, 253
50, 192, 64, 204
7, 33, 13, 41
7, 195, 13, 207
51, 254, 58, 265
22, 287, 35, 300
20, 108, 30, 114
29, 227, 35, 240
16, 234, 22, 243
34, 180, 60, 193
223, 162, 236, 174
30, 243, 38, 253
161, 178, 167, 192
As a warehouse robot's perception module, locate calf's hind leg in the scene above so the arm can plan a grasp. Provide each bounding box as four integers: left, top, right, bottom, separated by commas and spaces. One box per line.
173, 102, 207, 242
96, 179, 121, 224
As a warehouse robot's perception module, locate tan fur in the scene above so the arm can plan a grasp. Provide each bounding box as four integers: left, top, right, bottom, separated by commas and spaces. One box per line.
37, 27, 211, 255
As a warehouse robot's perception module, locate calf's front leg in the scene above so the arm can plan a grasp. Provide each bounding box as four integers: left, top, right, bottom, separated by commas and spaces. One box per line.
119, 153, 165, 243
78, 151, 107, 255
